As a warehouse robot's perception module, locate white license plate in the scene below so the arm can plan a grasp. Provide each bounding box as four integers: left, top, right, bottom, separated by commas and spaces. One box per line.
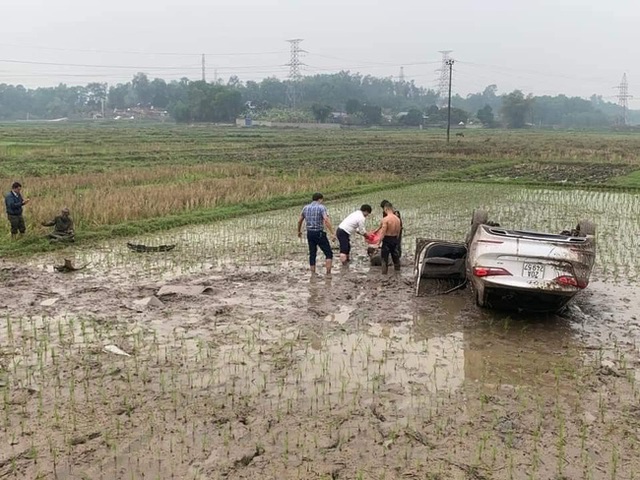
523, 262, 545, 279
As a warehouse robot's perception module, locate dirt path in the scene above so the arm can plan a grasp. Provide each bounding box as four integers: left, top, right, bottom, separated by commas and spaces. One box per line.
1, 256, 639, 479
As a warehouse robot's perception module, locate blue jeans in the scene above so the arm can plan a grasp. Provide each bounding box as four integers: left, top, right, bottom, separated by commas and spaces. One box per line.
307, 230, 333, 266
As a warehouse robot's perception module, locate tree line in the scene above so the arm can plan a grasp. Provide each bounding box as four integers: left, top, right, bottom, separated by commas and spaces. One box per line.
0, 71, 635, 128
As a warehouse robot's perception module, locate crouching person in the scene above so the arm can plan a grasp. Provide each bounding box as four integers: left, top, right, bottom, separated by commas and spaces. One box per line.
42, 207, 75, 242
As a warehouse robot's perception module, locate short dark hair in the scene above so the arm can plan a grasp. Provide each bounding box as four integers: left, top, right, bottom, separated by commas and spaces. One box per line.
360, 204, 372, 214
312, 192, 324, 201
12, 182, 22, 189
380, 199, 390, 208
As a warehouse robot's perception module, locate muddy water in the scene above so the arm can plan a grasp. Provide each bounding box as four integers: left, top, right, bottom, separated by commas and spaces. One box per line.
2, 182, 640, 479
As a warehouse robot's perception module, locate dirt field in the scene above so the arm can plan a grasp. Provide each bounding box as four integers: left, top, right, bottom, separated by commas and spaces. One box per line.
1, 244, 640, 479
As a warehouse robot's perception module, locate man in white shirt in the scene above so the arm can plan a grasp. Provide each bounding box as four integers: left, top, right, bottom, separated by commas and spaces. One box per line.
336, 204, 372, 264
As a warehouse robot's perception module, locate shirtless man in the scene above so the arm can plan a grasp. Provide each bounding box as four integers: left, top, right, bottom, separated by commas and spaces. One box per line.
377, 203, 402, 274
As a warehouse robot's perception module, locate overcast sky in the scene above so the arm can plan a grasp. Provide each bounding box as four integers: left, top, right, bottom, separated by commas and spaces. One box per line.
2, 0, 639, 106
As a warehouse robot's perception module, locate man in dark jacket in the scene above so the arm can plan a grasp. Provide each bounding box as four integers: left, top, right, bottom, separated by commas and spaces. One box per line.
5, 182, 30, 239
42, 207, 75, 242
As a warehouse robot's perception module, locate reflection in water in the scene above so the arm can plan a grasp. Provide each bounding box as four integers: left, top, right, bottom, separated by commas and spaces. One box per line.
307, 274, 334, 315
299, 325, 465, 395
213, 326, 467, 416
413, 290, 581, 392
462, 323, 578, 391
208, 305, 583, 416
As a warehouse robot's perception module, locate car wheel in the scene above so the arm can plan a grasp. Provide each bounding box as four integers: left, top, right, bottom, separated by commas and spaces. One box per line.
577, 220, 596, 237
466, 209, 489, 244
472, 209, 489, 226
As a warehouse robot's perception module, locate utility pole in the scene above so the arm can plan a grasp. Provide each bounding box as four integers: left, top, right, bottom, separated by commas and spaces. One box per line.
201, 54, 206, 82
102, 82, 108, 118
446, 59, 454, 143
286, 39, 305, 108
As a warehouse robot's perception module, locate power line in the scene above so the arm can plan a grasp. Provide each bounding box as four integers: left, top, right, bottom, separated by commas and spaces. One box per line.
0, 67, 290, 77
307, 52, 440, 67
0, 45, 630, 106
0, 42, 287, 57
0, 58, 200, 70
306, 54, 440, 69
308, 52, 408, 67
457, 60, 612, 84
303, 61, 440, 76
0, 57, 290, 80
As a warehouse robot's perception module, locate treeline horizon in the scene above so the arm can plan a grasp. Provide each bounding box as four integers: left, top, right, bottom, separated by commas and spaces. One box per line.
0, 71, 636, 128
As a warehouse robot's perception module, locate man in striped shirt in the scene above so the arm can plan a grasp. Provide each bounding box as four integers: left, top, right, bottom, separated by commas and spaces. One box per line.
297, 192, 336, 275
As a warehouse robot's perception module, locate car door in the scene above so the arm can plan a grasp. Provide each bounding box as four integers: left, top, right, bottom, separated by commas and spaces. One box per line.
414, 238, 468, 296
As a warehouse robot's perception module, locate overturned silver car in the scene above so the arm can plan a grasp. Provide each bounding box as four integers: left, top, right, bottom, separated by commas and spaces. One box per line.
414, 210, 596, 312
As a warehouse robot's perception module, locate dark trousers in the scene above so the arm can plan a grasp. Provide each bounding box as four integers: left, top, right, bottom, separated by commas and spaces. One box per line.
48, 231, 75, 242
381, 236, 401, 268
8, 215, 25, 234
336, 228, 351, 255
307, 230, 333, 266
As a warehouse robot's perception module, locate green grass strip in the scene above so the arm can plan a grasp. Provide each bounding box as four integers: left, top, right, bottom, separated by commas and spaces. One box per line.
0, 180, 410, 257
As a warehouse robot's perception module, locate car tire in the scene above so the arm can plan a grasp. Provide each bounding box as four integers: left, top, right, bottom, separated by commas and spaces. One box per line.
472, 209, 489, 226
577, 220, 596, 237
466, 209, 489, 244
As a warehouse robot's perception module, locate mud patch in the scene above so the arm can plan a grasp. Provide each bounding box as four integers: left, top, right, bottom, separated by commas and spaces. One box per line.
477, 162, 636, 184
1, 255, 640, 479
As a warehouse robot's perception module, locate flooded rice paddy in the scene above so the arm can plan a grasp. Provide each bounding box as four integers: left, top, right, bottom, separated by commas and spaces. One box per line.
30, 183, 640, 283
2, 182, 640, 479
